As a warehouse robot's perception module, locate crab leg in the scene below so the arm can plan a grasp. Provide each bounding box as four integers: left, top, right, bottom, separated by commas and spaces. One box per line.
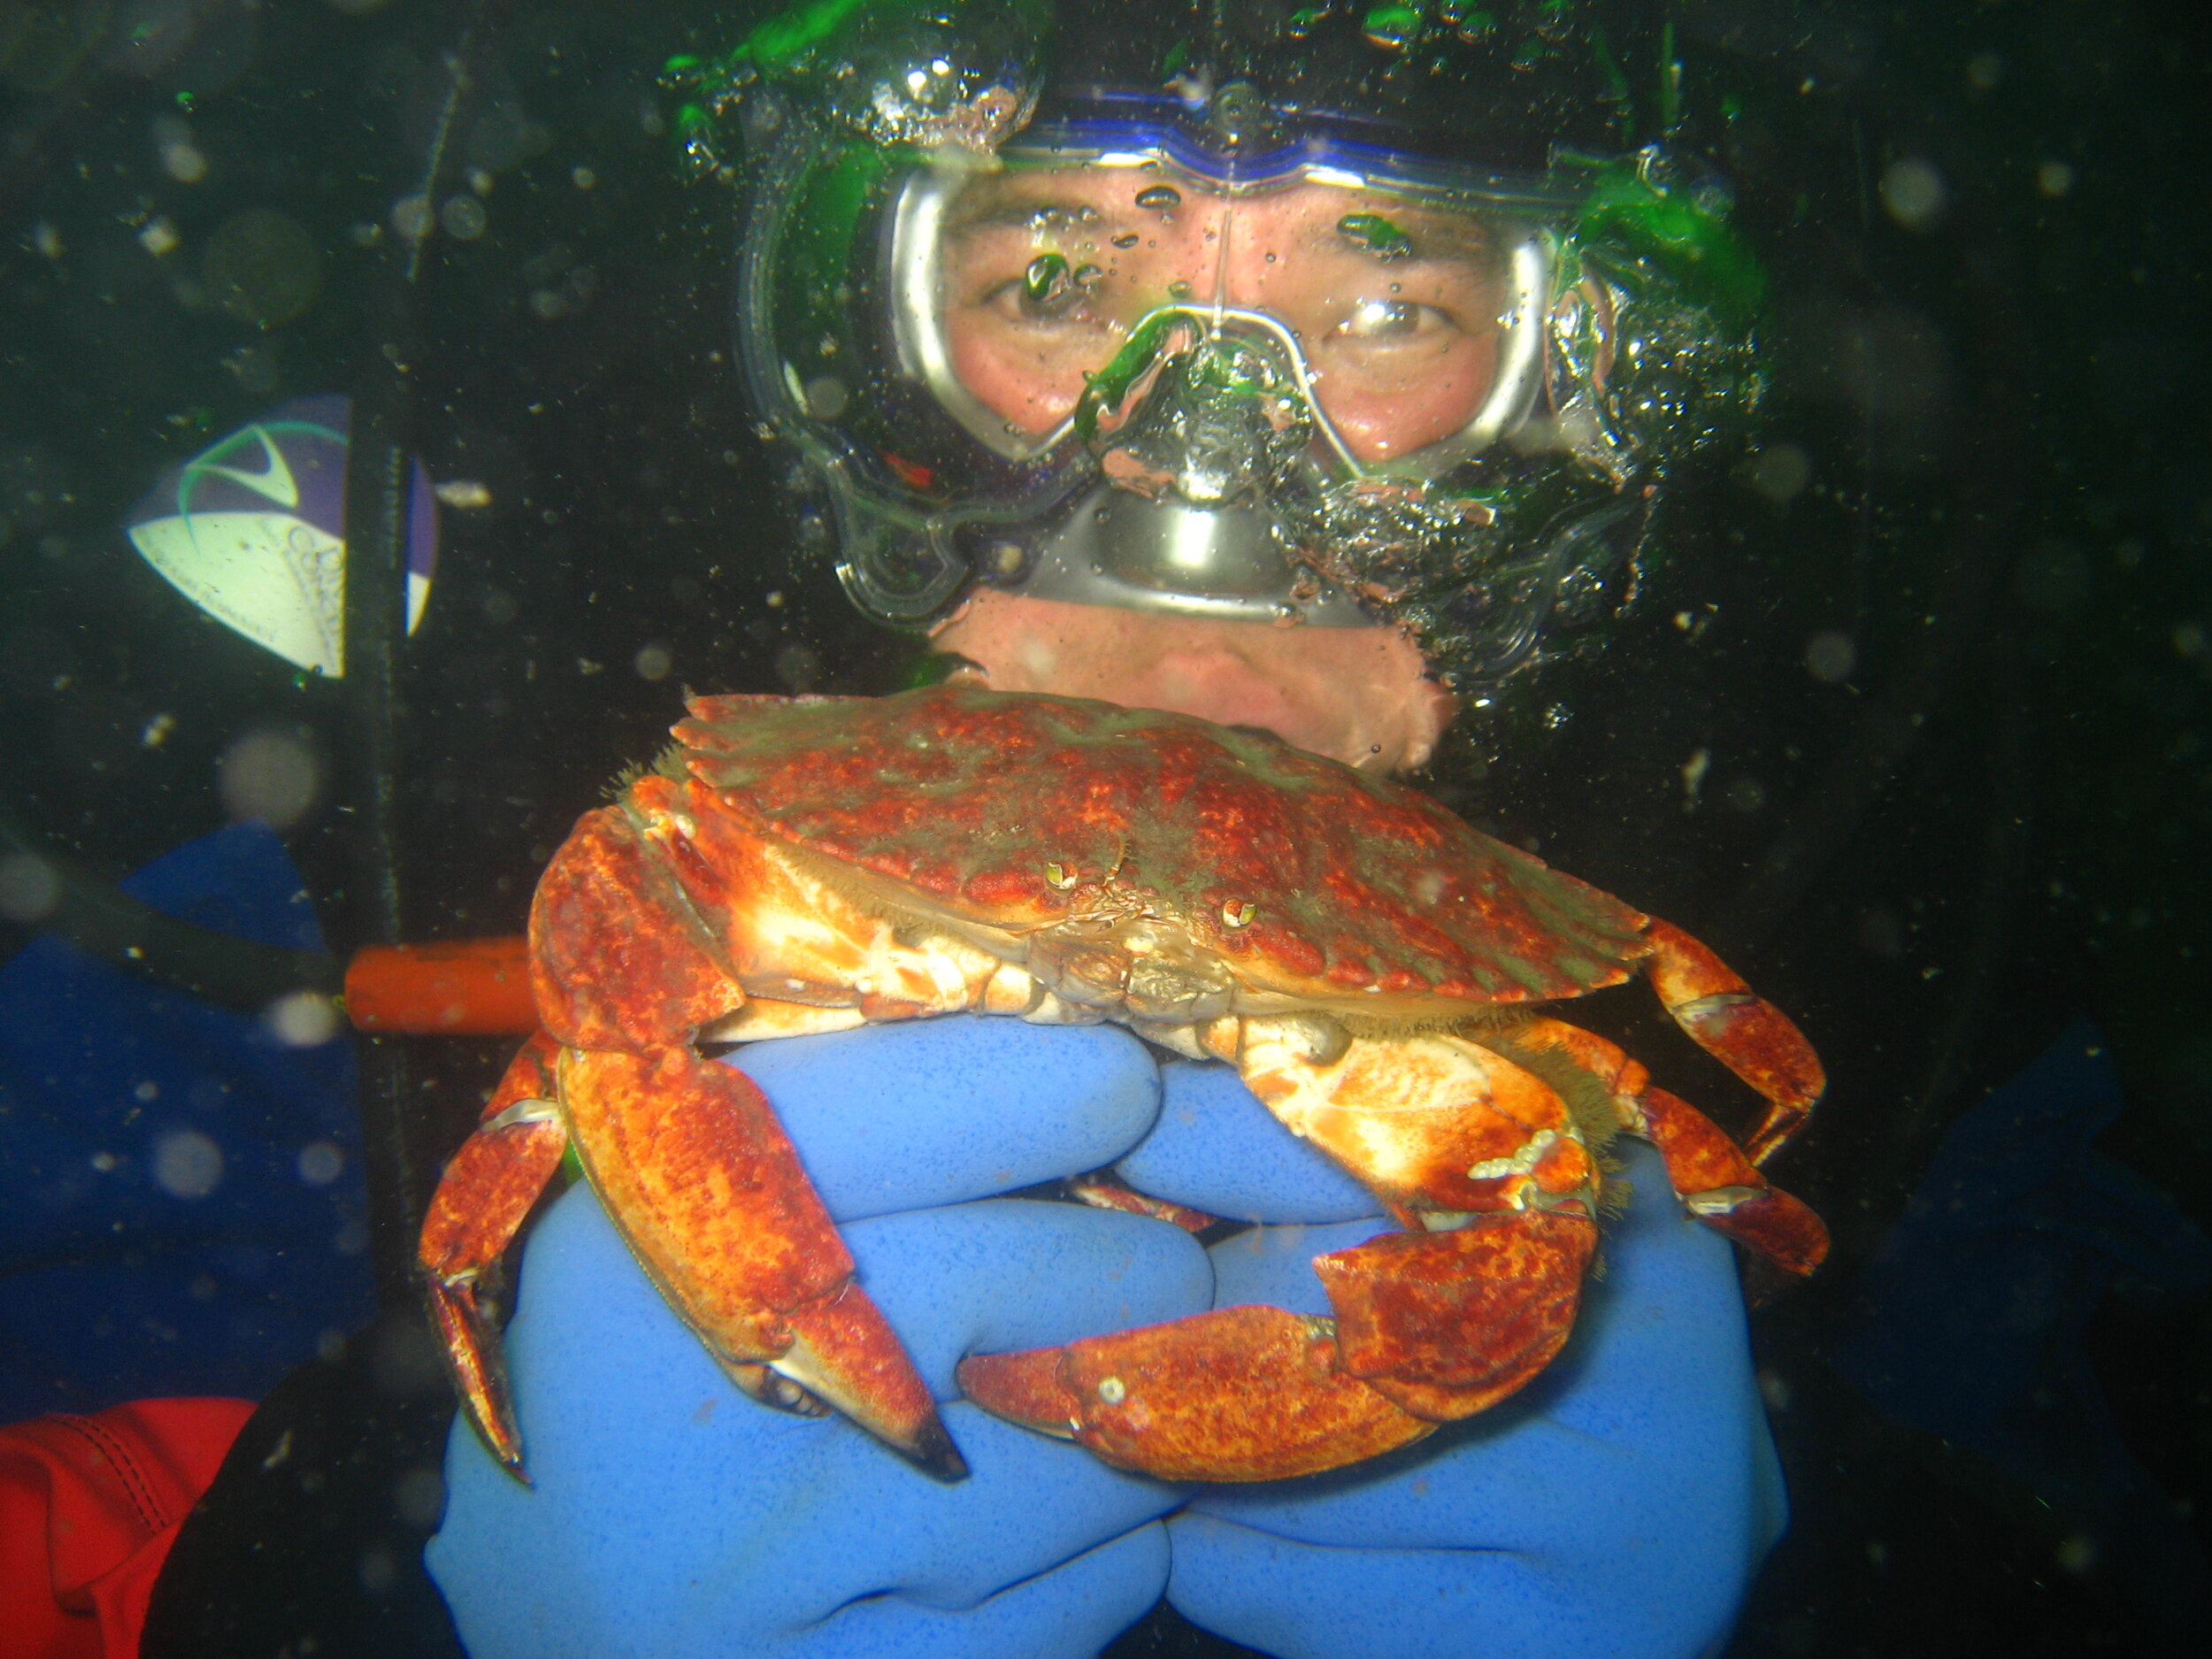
1506, 1018, 1829, 1278
1642, 918, 1825, 1164
420, 1032, 572, 1477
961, 1026, 1600, 1480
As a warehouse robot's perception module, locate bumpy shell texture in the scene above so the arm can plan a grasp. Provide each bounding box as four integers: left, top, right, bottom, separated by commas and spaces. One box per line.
672, 686, 1649, 1004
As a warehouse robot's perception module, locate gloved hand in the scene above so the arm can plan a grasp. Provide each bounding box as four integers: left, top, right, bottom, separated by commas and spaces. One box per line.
426, 1018, 1213, 1659
1118, 1061, 1789, 1659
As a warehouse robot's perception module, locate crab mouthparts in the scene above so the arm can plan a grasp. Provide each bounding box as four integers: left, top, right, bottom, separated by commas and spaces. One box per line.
1029, 918, 1237, 1025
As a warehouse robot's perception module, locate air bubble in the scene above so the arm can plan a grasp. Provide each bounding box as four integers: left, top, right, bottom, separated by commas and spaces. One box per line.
1024, 252, 1068, 303
1133, 185, 1181, 211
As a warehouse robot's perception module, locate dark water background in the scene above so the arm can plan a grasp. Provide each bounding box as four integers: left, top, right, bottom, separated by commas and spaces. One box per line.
4, 2, 2208, 1654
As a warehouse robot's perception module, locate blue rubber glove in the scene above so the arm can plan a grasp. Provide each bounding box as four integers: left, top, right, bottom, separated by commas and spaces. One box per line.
1118, 1062, 1789, 1659
426, 1018, 1212, 1659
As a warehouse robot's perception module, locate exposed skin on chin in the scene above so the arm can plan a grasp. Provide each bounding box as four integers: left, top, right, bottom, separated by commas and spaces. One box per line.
929, 589, 1456, 775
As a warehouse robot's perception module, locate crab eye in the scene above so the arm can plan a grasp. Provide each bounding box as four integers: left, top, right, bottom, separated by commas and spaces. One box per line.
1220, 899, 1256, 929
1045, 862, 1079, 890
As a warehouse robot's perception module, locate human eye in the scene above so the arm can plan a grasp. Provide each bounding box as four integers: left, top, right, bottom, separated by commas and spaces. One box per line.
1327, 296, 1459, 346
981, 251, 1110, 326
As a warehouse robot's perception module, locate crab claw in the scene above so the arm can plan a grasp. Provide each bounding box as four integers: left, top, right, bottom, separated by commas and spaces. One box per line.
557, 1045, 966, 1482
959, 1210, 1594, 1482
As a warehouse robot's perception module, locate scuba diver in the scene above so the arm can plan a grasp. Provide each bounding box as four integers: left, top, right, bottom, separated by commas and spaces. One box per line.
416, 5, 1786, 1659
2, 4, 1783, 1657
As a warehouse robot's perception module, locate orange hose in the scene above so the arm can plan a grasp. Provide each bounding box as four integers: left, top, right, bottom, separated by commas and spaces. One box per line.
345, 937, 536, 1034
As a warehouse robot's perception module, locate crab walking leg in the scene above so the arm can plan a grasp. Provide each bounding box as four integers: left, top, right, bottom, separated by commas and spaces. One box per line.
1509, 1018, 1830, 1278
556, 1044, 967, 1481
1642, 918, 1826, 1164
960, 1026, 1601, 1480
420, 1032, 572, 1477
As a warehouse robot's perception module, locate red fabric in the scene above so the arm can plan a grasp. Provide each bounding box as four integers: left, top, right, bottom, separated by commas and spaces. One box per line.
0, 1399, 254, 1659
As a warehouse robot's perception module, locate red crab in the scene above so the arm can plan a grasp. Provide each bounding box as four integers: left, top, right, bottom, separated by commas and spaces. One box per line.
420, 686, 1827, 1485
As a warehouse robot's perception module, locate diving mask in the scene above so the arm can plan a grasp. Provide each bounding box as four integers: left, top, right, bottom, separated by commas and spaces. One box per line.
734, 73, 1761, 684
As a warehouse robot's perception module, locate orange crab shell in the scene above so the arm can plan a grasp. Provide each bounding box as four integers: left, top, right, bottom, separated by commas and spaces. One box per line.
671, 687, 1654, 1011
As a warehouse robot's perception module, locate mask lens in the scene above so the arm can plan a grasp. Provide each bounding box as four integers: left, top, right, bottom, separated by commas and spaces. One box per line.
921, 158, 1525, 470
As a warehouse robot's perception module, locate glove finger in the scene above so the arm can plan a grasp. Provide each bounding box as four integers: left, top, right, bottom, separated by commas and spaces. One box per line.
757, 1524, 1170, 1659
1167, 1509, 1750, 1659
1205, 1217, 1388, 1317
734, 1019, 1161, 1222
1114, 1061, 1378, 1223
843, 1197, 1215, 1399
431, 1187, 1205, 1653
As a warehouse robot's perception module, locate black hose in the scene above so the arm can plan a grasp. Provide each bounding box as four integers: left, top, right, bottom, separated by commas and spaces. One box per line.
0, 803, 343, 1006
342, 2, 496, 1311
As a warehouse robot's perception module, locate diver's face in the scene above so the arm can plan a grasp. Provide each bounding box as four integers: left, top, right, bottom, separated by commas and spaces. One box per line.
938, 166, 1507, 465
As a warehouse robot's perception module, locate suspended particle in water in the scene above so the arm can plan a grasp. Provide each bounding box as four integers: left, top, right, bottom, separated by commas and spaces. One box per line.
440, 194, 488, 242
394, 1467, 446, 1530
803, 375, 849, 419
1878, 159, 1947, 231
204, 209, 325, 326
1964, 51, 2003, 91
218, 727, 320, 830
138, 216, 181, 257
2036, 160, 2075, 198
775, 643, 821, 691
572, 166, 598, 191
0, 853, 59, 924
1803, 629, 1857, 683
153, 1129, 225, 1200
141, 712, 177, 748
1724, 778, 1768, 814
33, 222, 63, 259
634, 642, 673, 681
389, 194, 434, 243
434, 479, 492, 510
1679, 748, 1710, 810
1744, 442, 1811, 504
296, 1140, 345, 1187
265, 990, 342, 1048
